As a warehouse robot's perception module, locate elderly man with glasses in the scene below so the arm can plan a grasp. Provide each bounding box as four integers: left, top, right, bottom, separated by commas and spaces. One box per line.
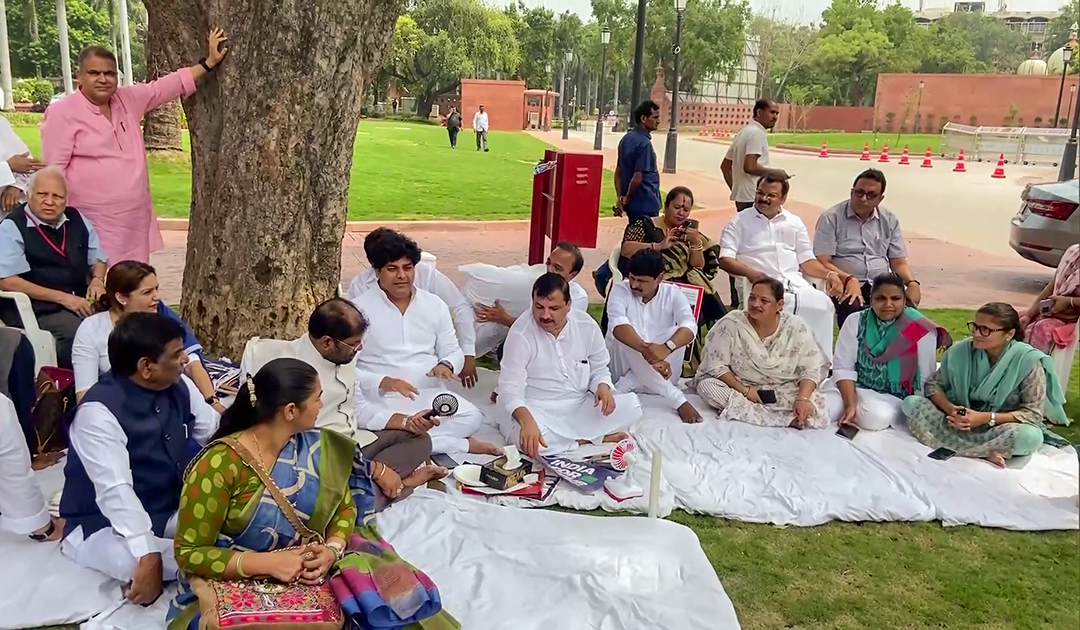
813, 168, 920, 327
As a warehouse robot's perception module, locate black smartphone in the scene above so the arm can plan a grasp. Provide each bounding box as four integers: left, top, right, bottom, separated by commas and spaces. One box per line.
836, 424, 860, 441
683, 218, 699, 229
430, 453, 459, 469
928, 447, 957, 461
758, 389, 777, 404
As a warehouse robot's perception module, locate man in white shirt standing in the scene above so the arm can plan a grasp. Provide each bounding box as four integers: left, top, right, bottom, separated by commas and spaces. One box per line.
498, 272, 642, 459
0, 115, 44, 214
607, 250, 702, 424
720, 99, 787, 308
347, 227, 479, 387
473, 104, 490, 152
240, 298, 437, 507
719, 173, 843, 360
59, 312, 219, 605
352, 235, 497, 456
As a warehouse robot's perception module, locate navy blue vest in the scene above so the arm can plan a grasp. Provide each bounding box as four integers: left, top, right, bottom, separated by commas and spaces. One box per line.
1, 205, 90, 316
60, 372, 196, 539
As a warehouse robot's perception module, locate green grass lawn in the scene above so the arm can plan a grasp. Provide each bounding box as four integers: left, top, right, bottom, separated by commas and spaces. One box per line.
769, 131, 944, 155
8, 117, 616, 221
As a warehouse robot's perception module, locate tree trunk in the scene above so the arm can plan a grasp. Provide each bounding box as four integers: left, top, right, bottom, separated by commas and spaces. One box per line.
143, 0, 403, 357
141, 14, 182, 151
612, 70, 620, 118
416, 97, 433, 119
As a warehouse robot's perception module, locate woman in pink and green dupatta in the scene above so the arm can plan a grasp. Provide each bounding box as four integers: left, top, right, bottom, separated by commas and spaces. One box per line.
1020, 244, 1080, 355
825, 273, 951, 431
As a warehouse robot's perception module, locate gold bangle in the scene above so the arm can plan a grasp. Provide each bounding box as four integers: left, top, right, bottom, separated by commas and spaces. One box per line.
235, 551, 251, 578
796, 396, 812, 403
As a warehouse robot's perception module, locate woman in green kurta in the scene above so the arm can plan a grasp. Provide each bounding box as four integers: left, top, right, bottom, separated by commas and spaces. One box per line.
902, 303, 1071, 468
607, 186, 725, 376
167, 358, 458, 629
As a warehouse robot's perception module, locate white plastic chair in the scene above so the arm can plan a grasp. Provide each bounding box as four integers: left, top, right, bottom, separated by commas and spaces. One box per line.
606, 243, 623, 293
734, 275, 826, 307
1050, 319, 1079, 391
421, 251, 437, 266
0, 290, 58, 373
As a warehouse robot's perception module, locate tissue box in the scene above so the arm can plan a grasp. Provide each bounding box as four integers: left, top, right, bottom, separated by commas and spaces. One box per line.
480, 456, 530, 490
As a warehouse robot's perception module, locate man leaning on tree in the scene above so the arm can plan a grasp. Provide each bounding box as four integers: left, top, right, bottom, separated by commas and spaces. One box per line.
41, 28, 230, 264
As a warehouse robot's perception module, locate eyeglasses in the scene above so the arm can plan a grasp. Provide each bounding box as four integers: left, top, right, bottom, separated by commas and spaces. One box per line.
755, 192, 781, 202
333, 338, 363, 354
851, 189, 880, 201
967, 322, 1006, 336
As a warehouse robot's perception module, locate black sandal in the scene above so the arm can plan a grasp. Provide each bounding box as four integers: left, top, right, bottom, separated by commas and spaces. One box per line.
28, 518, 57, 541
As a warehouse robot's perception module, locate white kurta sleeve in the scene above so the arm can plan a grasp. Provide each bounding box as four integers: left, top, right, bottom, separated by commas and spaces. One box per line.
586, 323, 614, 392
72, 318, 102, 394
183, 375, 219, 444
794, 220, 816, 265
429, 269, 477, 356
432, 301, 465, 373
671, 288, 697, 333
499, 327, 532, 415
353, 379, 391, 431
832, 315, 860, 383
916, 329, 940, 391
719, 217, 742, 260
68, 403, 157, 559
606, 283, 633, 330
0, 394, 49, 535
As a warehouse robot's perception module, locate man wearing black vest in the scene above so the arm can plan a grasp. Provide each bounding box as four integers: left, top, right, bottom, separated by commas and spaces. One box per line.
60, 312, 219, 605
0, 166, 108, 367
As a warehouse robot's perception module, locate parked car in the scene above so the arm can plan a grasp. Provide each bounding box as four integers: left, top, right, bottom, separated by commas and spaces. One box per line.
1009, 178, 1080, 268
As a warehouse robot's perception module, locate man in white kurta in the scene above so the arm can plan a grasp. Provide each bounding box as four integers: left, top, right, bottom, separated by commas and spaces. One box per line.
719, 174, 842, 360
0, 392, 61, 540
0, 115, 42, 214
606, 251, 703, 423
352, 238, 494, 456
498, 273, 643, 458
346, 227, 479, 386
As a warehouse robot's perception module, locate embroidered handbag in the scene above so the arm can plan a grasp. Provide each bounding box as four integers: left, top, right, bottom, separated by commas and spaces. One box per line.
188, 437, 344, 630
31, 366, 73, 456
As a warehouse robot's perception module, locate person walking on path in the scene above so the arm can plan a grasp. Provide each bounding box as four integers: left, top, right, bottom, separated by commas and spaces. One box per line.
40, 28, 229, 264
720, 99, 788, 308
446, 108, 462, 149
474, 104, 490, 152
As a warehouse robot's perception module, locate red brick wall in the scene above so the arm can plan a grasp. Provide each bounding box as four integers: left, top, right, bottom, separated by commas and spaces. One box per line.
779, 105, 875, 132
875, 74, 1080, 131
461, 79, 526, 131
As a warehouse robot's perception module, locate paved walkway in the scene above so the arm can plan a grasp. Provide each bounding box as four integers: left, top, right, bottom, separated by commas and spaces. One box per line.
149, 129, 1054, 311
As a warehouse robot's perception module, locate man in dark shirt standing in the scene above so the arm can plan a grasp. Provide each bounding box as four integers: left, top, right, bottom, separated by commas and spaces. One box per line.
594, 100, 662, 295
615, 100, 662, 222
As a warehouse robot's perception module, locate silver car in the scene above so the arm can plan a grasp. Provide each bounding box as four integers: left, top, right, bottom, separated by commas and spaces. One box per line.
1009, 179, 1080, 268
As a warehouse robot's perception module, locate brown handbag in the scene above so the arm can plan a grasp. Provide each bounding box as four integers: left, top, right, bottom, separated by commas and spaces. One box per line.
31, 367, 73, 456
187, 437, 343, 630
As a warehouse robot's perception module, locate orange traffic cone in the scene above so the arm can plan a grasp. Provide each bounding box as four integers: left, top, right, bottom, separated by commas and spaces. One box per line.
712, 128, 720, 137
860, 143, 871, 161
953, 149, 967, 173
878, 143, 890, 163
819, 141, 829, 158
991, 153, 1007, 179
898, 145, 910, 165
920, 146, 933, 168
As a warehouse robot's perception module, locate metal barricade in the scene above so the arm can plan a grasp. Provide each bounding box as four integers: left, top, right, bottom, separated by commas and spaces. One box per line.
1019, 128, 1072, 166
973, 126, 1023, 162
940, 123, 978, 158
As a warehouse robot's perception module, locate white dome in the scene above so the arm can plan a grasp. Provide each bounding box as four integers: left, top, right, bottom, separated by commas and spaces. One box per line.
1047, 46, 1074, 75
1017, 58, 1048, 75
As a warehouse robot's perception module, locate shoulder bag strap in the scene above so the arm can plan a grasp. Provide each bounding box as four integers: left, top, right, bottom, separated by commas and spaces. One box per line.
219, 436, 322, 543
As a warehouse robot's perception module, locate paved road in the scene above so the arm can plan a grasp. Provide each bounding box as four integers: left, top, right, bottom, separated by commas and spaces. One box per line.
149, 128, 1056, 312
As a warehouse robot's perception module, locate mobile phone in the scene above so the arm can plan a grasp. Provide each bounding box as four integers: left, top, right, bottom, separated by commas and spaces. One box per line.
1040, 299, 1054, 314
928, 447, 957, 461
836, 424, 860, 441
431, 453, 459, 470
683, 218, 699, 229
758, 389, 777, 404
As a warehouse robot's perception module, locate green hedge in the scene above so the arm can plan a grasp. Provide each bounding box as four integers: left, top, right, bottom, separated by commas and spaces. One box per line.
12, 78, 54, 105
1, 111, 44, 127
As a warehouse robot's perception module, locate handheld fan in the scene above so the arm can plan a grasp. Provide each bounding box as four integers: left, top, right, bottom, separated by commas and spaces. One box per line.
610, 438, 639, 472
432, 393, 460, 417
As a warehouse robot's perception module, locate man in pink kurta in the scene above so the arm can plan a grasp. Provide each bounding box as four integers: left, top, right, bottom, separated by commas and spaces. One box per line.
41, 29, 229, 264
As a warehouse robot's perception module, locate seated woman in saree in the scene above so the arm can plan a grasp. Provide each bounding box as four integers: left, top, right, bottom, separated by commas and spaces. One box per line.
1019, 243, 1079, 355
694, 278, 830, 429
608, 186, 724, 375
168, 358, 458, 630
825, 273, 951, 431
72, 260, 221, 411
901, 302, 1070, 468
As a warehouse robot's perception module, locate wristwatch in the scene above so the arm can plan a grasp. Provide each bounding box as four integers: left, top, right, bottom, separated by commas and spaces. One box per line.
988, 412, 997, 427
664, 340, 678, 352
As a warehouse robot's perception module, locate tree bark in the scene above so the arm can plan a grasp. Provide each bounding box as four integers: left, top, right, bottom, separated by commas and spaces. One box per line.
144, 0, 403, 357
141, 12, 182, 151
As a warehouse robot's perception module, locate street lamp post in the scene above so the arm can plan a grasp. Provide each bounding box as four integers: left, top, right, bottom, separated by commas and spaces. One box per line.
1068, 84, 1078, 130
594, 27, 611, 151
562, 52, 572, 140
543, 63, 552, 131
914, 80, 925, 133
1053, 46, 1073, 128
662, 0, 688, 174
1060, 79, 1080, 181
629, 0, 647, 124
